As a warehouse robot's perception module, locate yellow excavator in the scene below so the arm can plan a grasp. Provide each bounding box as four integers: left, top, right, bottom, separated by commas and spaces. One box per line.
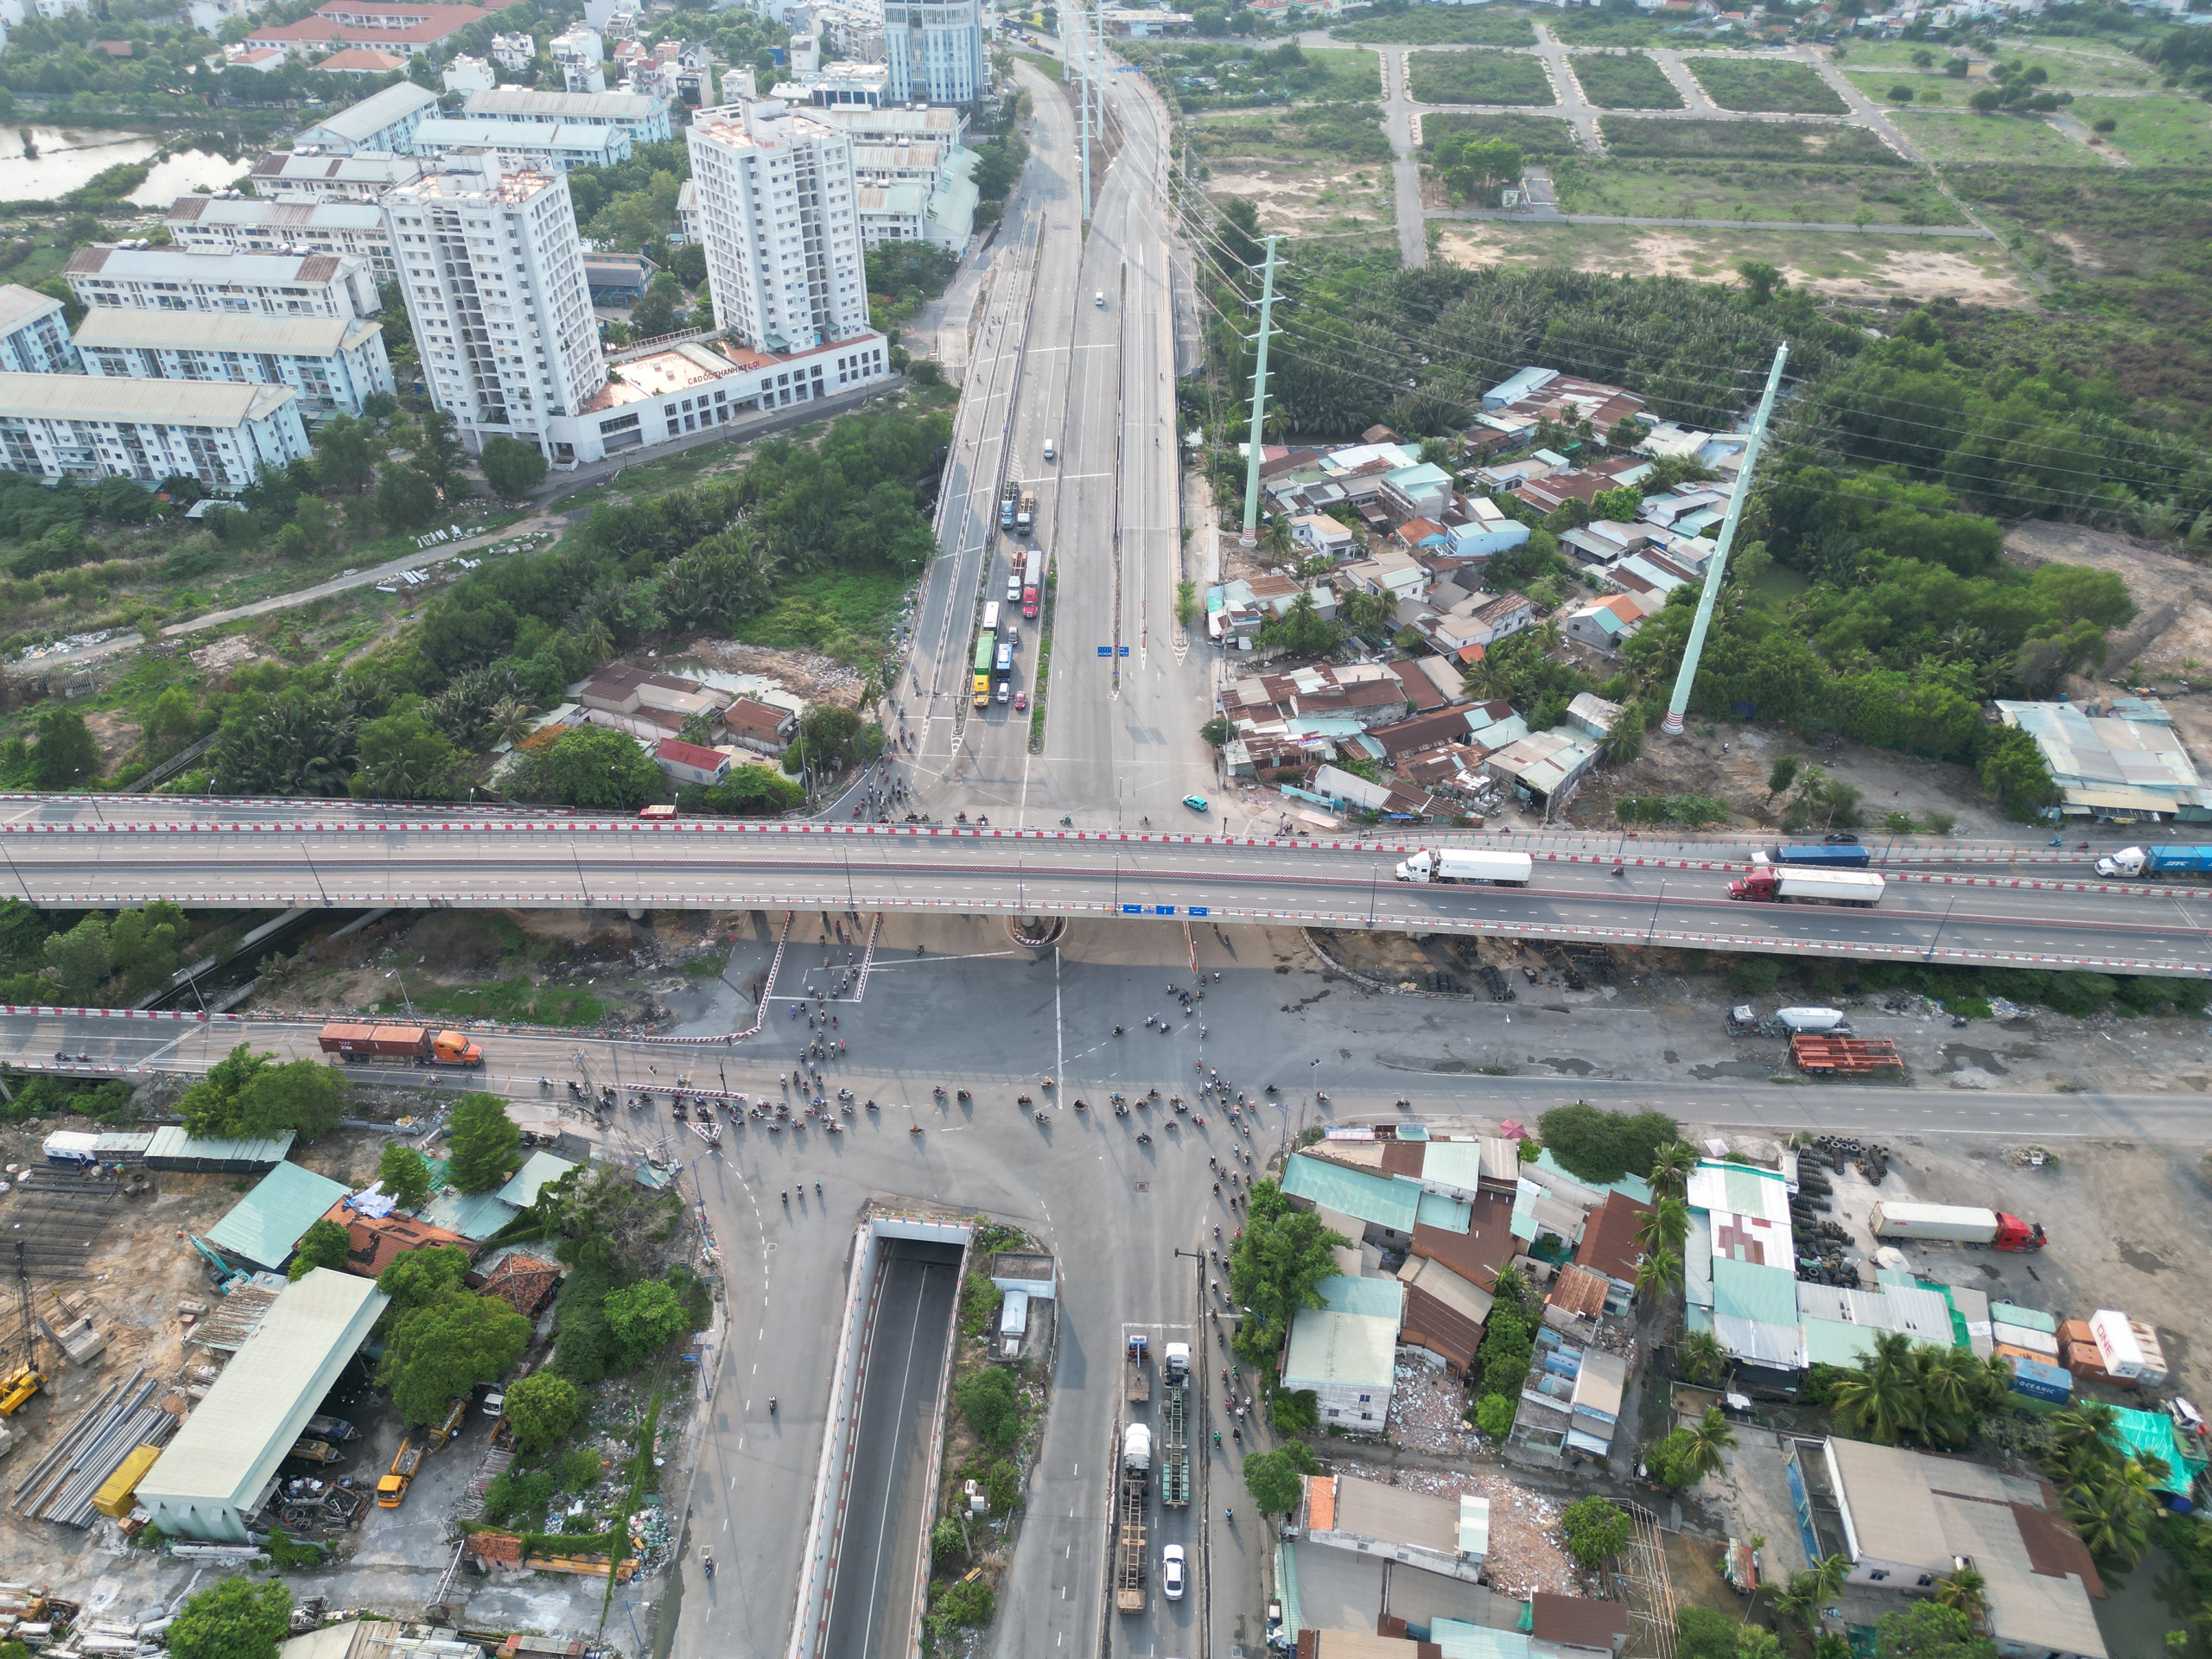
1, 1242, 46, 1417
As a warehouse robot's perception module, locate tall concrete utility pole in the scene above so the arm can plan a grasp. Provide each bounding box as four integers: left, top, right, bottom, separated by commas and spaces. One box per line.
1237, 234, 1281, 545
1662, 340, 1788, 735
1070, 1, 1092, 223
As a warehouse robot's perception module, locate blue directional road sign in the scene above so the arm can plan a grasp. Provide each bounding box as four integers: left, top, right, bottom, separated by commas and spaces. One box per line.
1096, 645, 1110, 657
1122, 904, 1143, 914
1188, 906, 1208, 917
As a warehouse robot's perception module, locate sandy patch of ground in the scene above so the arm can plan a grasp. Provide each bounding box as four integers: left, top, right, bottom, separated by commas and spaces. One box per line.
82, 708, 139, 768
1202, 172, 1393, 230
191, 633, 259, 671
1797, 245, 2028, 305
686, 641, 870, 705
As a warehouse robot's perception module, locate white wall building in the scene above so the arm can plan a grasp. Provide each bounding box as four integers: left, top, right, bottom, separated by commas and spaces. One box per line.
0, 283, 79, 374
290, 81, 441, 156
884, 0, 984, 104
247, 149, 426, 202
65, 246, 381, 321
442, 53, 497, 94
73, 310, 396, 424
383, 156, 605, 460
0, 373, 310, 490
168, 194, 401, 283
687, 98, 868, 355
550, 24, 607, 93
459, 86, 674, 143
407, 118, 634, 172
490, 29, 535, 69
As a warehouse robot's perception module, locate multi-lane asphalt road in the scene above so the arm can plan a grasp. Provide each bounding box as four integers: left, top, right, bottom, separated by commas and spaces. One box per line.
0, 817, 2206, 974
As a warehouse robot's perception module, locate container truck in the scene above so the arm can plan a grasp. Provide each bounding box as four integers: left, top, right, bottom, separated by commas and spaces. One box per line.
1022, 550, 1043, 619
1115, 1424, 1151, 1614
1868, 1201, 2046, 1251
1000, 483, 1018, 531
1160, 1365, 1190, 1510
318, 1023, 483, 1067
2094, 845, 2212, 880
1017, 492, 1035, 535
1393, 849, 1534, 887
1770, 843, 1873, 869
1728, 862, 1885, 907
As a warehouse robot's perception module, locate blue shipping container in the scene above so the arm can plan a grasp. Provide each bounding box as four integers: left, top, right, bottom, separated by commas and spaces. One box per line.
2009, 1357, 2072, 1404
1773, 844, 1873, 868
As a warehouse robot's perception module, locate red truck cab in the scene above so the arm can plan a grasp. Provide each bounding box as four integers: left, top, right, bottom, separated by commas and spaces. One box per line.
1993, 1214, 2047, 1252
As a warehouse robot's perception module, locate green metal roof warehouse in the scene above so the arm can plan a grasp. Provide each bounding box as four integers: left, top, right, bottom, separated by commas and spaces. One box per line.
134, 1268, 387, 1542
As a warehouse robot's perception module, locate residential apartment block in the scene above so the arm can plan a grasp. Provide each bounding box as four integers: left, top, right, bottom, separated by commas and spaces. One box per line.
883, 0, 984, 104
458, 85, 673, 143
290, 80, 439, 154
0, 373, 309, 489
0, 283, 79, 374
247, 149, 426, 201
167, 194, 400, 282
65, 245, 380, 321
686, 98, 868, 355
249, 0, 525, 59
73, 309, 396, 423
407, 117, 635, 172
382, 155, 604, 458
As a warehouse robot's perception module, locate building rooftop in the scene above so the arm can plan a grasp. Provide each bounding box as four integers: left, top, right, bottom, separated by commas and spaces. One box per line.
0, 371, 299, 426
136, 1268, 386, 1514
318, 1199, 475, 1278
584, 342, 746, 410
144, 1126, 297, 1166
0, 282, 63, 334
410, 117, 628, 152
1284, 1152, 1424, 1234
1283, 1295, 1401, 1394
494, 1149, 577, 1210
691, 97, 846, 154
463, 85, 669, 119
303, 80, 437, 142
1995, 698, 2206, 814
73, 308, 378, 355
385, 157, 562, 207
315, 47, 410, 69
171, 194, 389, 230
1329, 1470, 1463, 1554
1548, 1263, 1611, 1321
250, 149, 425, 188
1576, 1189, 1654, 1286
67, 245, 351, 286
1528, 1594, 1630, 1653
206, 1160, 352, 1269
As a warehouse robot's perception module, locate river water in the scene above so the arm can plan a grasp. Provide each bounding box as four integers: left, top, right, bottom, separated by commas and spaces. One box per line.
0, 126, 250, 203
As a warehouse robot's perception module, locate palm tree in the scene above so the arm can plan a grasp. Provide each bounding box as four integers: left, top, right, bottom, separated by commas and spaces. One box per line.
1673, 1405, 1738, 1487
483, 696, 535, 750
1676, 1328, 1726, 1387
1634, 1246, 1682, 1303
2066, 1467, 2152, 1567
1491, 1264, 1529, 1311
1934, 1565, 1988, 1630
1637, 1196, 1690, 1257
1645, 1140, 1698, 1204
1830, 1332, 1923, 1446
2050, 1402, 2121, 1470
1766, 1576, 1815, 1636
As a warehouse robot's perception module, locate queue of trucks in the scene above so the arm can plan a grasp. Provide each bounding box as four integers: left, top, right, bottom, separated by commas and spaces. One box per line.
1116, 1338, 1191, 1615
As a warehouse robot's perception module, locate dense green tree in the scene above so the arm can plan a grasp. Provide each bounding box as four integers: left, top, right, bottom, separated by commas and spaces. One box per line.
378, 1288, 530, 1423
604, 1280, 687, 1359
955, 1365, 1022, 1452
1873, 1601, 1996, 1659
1560, 1497, 1633, 1568
480, 436, 550, 499
377, 463, 441, 533
167, 1580, 292, 1659
377, 1243, 472, 1313
1535, 1104, 1678, 1183
29, 705, 99, 790
236, 1058, 351, 1141
504, 1370, 585, 1450
378, 1142, 435, 1211
177, 1044, 273, 1138
445, 1092, 524, 1192
1243, 1446, 1307, 1515
1227, 1179, 1345, 1370
517, 723, 662, 809
352, 710, 464, 801
41, 914, 113, 1002
288, 1218, 353, 1281
313, 416, 377, 494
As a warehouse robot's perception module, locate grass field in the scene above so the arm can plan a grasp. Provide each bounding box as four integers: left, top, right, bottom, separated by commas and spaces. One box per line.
1600, 117, 1905, 164
1981, 40, 2162, 89
1547, 10, 1679, 47
378, 976, 611, 1027
1192, 100, 1395, 232
2071, 93, 2212, 166
1843, 69, 1967, 109
734, 564, 909, 666
1687, 56, 1849, 115
1302, 47, 1384, 99
1421, 111, 1585, 160
1150, 41, 1380, 108
1827, 41, 1971, 71
1430, 219, 2025, 302
1893, 107, 2090, 165
1408, 48, 1554, 105
1548, 156, 1967, 225
1336, 10, 1532, 45
1569, 50, 1684, 110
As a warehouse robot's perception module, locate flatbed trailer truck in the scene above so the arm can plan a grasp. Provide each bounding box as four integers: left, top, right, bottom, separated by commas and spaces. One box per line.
1115, 1424, 1150, 1614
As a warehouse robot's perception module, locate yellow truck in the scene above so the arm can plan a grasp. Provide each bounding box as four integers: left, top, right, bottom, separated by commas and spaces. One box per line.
0, 1363, 44, 1417
376, 1440, 423, 1508
425, 1398, 467, 1451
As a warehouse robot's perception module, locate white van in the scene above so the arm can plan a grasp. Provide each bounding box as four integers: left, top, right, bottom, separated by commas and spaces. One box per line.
1094, 291, 1105, 308
1043, 438, 1056, 462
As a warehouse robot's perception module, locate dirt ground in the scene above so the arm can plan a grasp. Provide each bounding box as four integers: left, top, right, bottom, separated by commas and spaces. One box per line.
1201, 170, 1395, 231
1433, 225, 2031, 304
684, 641, 871, 708
2005, 520, 2212, 775
1568, 721, 2014, 837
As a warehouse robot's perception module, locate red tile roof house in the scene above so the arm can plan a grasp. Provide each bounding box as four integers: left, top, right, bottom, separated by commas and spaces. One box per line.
655, 738, 730, 788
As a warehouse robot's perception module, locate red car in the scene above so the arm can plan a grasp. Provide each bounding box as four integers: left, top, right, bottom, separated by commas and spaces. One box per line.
1014, 691, 1029, 711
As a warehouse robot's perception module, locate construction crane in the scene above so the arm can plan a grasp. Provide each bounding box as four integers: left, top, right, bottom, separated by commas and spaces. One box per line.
0, 1240, 46, 1416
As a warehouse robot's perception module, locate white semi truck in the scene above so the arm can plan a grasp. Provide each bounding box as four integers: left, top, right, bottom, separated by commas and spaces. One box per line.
1393, 849, 1534, 887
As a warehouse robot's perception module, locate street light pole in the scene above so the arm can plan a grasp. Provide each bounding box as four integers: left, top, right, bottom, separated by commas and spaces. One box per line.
1644, 878, 1667, 946
1924, 893, 1959, 963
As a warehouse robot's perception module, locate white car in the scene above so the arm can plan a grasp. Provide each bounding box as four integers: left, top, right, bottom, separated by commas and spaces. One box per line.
1162, 1544, 1185, 1600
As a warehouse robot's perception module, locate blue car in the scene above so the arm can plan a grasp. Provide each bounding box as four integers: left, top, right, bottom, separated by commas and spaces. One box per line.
1181, 795, 1210, 813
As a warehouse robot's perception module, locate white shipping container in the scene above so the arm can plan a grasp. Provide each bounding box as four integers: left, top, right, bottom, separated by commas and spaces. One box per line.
2131, 1320, 2169, 1384
2090, 1309, 2146, 1379
1991, 1323, 2058, 1358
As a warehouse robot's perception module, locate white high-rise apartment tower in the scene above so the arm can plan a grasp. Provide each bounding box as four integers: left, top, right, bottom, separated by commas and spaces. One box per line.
381, 154, 605, 457
686, 99, 868, 355
884, 0, 984, 105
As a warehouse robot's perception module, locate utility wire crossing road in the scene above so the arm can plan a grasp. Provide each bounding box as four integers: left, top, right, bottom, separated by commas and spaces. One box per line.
1, 817, 2206, 976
